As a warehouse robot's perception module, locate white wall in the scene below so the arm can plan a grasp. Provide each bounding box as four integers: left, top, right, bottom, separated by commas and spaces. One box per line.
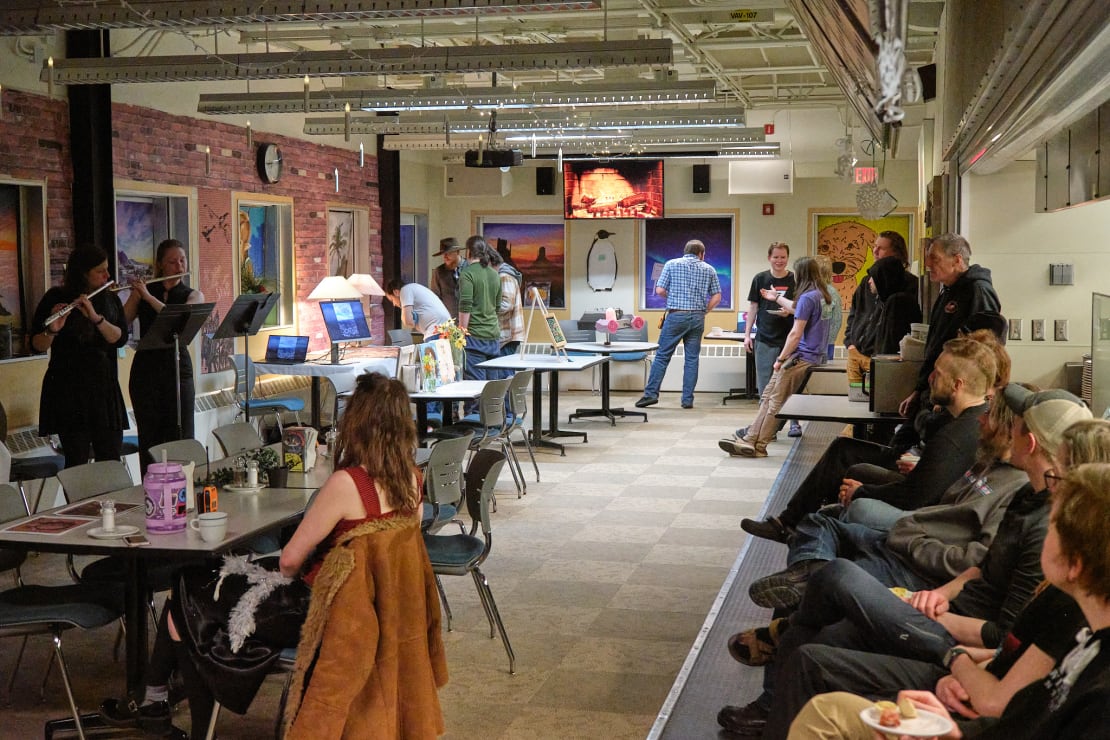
413, 157, 921, 329
965, 160, 1110, 388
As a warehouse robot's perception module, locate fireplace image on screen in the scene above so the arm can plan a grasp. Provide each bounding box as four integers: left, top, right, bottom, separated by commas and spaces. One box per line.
563, 159, 664, 219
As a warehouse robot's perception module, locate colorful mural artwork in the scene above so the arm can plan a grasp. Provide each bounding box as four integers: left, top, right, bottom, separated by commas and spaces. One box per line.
642, 216, 733, 311
480, 219, 567, 309
811, 210, 916, 341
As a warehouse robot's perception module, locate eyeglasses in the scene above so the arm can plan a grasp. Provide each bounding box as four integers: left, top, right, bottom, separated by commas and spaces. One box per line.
1044, 471, 1065, 491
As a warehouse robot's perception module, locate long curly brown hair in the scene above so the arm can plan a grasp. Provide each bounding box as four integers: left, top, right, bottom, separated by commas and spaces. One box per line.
334, 373, 420, 513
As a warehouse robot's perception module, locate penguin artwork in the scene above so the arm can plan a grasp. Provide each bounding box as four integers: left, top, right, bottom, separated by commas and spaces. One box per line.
586, 229, 618, 291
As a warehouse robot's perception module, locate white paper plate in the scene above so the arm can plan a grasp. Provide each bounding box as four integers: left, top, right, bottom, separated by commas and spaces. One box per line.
224, 484, 264, 494
859, 706, 954, 737
87, 525, 140, 539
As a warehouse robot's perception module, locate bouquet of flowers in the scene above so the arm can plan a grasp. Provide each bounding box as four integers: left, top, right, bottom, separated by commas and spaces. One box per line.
433, 318, 468, 350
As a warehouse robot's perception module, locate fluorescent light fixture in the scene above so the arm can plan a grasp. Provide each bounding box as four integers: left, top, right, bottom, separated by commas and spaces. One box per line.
198, 80, 718, 115
347, 274, 386, 297
1, 0, 600, 35
44, 40, 673, 85
308, 276, 364, 301
305, 108, 752, 136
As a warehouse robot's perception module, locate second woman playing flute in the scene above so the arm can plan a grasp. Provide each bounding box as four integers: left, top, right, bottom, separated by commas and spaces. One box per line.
125, 239, 206, 471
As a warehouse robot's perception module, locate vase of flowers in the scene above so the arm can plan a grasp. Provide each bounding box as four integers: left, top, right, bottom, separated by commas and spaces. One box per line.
434, 318, 468, 381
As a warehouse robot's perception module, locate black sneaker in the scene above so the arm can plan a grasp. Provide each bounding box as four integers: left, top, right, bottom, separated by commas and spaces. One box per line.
740, 516, 793, 544
734, 426, 777, 442
748, 560, 826, 609
788, 420, 803, 437
717, 701, 769, 735
634, 396, 658, 408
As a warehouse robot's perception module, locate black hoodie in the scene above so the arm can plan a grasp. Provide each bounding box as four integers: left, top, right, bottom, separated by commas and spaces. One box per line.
868, 256, 923, 355
916, 264, 1001, 392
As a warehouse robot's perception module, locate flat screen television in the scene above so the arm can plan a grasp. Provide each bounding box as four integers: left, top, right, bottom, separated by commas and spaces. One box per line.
319, 299, 372, 343
563, 159, 664, 219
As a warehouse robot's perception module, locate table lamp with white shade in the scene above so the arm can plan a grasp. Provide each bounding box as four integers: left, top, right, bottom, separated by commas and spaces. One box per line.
308, 275, 370, 364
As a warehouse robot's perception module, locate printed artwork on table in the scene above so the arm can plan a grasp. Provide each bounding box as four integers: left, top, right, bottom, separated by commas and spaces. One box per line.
4, 516, 88, 535
57, 501, 140, 518
418, 342, 439, 390
430, 338, 455, 386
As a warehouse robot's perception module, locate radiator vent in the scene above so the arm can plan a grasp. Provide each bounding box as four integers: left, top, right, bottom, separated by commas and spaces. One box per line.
5, 429, 54, 455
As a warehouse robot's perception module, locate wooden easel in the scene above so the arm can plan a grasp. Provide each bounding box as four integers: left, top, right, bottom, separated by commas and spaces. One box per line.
523, 286, 571, 360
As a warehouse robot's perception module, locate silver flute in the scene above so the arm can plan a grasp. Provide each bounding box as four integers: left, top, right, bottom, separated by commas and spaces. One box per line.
43, 280, 115, 326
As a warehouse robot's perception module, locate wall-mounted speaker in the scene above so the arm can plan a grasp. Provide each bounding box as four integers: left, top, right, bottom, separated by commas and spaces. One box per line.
919, 63, 937, 102
536, 166, 555, 195
692, 164, 710, 194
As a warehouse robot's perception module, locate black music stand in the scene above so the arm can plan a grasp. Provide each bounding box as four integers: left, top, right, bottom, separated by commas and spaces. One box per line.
136, 302, 215, 440
212, 292, 280, 422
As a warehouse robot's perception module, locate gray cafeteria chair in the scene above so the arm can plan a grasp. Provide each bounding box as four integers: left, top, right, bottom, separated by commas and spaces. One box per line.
0, 482, 124, 737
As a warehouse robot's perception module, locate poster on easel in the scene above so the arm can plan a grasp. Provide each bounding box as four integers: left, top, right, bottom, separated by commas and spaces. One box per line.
523, 286, 569, 360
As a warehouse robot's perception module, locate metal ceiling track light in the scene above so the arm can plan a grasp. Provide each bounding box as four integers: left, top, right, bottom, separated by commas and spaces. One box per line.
42, 40, 673, 85
198, 80, 719, 115
1, 0, 600, 35
304, 107, 751, 136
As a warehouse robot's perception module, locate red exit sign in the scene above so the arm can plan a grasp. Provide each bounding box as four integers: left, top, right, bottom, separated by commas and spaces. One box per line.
854, 166, 878, 184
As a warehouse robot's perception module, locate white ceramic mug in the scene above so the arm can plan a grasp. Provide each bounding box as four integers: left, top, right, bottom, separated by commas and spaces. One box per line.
190, 511, 228, 544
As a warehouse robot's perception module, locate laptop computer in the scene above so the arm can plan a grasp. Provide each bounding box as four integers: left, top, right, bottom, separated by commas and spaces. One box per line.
264, 335, 310, 365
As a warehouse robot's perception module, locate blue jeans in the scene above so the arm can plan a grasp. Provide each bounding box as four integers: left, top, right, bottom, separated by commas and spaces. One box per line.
753, 338, 783, 396
788, 513, 932, 591
643, 311, 704, 406
759, 559, 955, 716
463, 336, 501, 381
843, 498, 908, 531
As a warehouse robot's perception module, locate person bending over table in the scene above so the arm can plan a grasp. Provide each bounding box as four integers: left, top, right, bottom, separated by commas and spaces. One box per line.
31, 245, 129, 468
786, 462, 1110, 740
124, 239, 206, 472
717, 255, 830, 457
100, 373, 446, 739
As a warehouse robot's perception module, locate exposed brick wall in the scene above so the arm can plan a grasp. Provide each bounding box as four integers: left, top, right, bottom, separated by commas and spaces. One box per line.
0, 89, 382, 371
0, 87, 75, 275
110, 102, 382, 359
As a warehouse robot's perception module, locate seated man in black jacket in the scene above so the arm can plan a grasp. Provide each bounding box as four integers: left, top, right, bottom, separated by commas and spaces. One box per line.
742, 337, 996, 543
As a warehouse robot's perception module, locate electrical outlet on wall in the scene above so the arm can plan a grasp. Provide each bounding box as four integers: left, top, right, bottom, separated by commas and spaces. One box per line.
1055, 319, 1069, 341
1032, 319, 1046, 341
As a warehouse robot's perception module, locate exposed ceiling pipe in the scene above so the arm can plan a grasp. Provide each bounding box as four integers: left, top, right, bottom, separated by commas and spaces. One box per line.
634, 0, 751, 107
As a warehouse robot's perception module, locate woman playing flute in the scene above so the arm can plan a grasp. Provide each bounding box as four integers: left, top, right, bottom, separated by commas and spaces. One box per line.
32, 245, 130, 468
124, 239, 205, 470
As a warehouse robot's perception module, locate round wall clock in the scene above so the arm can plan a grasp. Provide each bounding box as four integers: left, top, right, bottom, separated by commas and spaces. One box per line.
256, 143, 283, 184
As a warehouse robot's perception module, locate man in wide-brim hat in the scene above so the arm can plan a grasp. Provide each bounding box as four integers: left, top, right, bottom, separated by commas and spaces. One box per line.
430, 237, 465, 317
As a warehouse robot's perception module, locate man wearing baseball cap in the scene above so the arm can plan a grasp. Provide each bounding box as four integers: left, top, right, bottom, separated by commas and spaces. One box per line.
430, 237, 465, 318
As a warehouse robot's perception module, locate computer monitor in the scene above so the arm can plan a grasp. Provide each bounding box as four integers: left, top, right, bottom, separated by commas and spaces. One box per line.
320, 299, 372, 343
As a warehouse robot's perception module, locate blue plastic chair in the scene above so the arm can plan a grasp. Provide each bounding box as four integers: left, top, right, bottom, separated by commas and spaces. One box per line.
610, 324, 653, 385
231, 355, 305, 433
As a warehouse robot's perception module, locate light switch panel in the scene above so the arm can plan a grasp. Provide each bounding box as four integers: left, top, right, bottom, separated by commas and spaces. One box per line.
1032, 319, 1045, 341
1055, 319, 1069, 341
1008, 319, 1022, 341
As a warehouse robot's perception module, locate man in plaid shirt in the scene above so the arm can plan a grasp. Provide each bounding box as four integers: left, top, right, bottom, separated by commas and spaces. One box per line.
636, 239, 722, 409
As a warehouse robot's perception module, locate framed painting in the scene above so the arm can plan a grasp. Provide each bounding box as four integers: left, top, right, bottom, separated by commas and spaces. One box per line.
235, 194, 293, 327
477, 216, 566, 309
327, 209, 355, 277
809, 208, 916, 329
641, 216, 733, 311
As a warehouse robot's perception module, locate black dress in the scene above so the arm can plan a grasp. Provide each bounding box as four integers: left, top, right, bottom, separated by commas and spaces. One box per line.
129, 281, 196, 462
33, 286, 129, 467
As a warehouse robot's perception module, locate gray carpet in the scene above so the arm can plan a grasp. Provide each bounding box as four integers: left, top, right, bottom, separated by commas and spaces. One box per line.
651, 421, 842, 739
